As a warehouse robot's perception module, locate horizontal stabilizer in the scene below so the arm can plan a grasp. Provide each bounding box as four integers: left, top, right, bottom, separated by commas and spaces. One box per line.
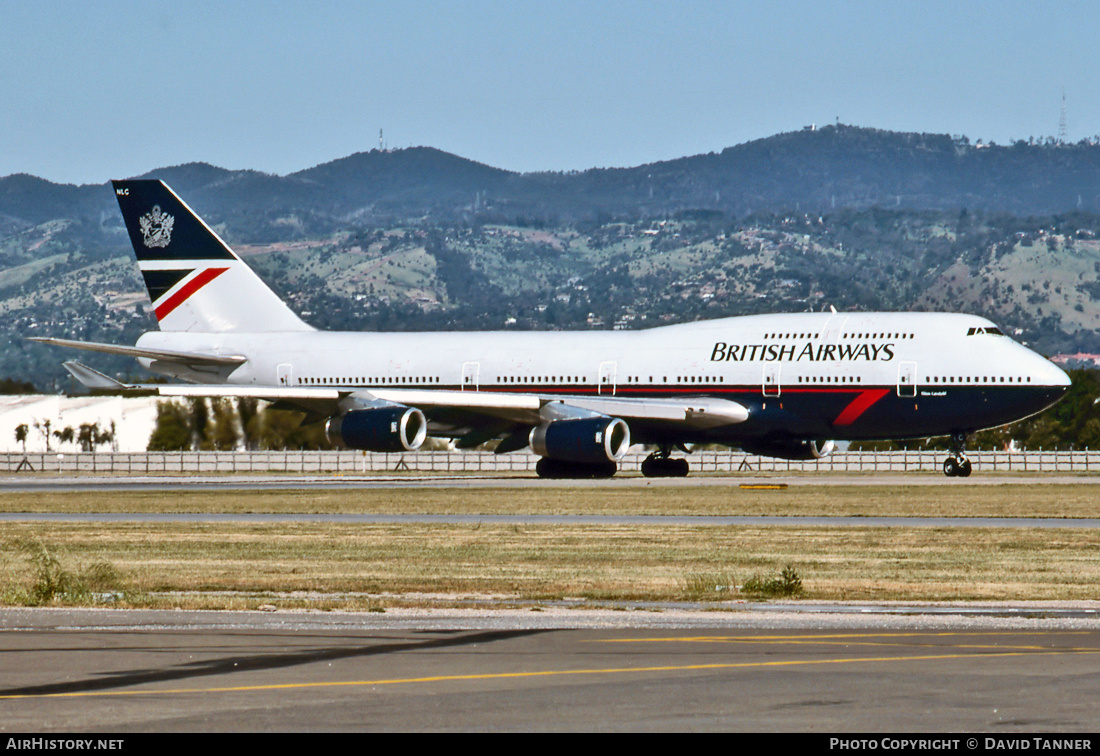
29, 337, 246, 368
62, 361, 133, 391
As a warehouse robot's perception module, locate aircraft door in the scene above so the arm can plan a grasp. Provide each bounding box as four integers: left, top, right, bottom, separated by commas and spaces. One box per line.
277, 363, 293, 386
897, 361, 917, 397
598, 361, 618, 396
763, 364, 781, 397
461, 361, 480, 391
822, 315, 848, 345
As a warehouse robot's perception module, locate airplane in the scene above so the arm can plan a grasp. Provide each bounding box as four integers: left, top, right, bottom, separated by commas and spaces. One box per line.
30, 179, 1071, 478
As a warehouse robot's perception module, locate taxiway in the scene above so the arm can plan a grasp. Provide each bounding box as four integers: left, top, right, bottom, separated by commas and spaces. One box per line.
2, 607, 1099, 731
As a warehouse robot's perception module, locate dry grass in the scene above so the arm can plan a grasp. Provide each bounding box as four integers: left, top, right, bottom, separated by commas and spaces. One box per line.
2, 483, 1100, 518
3, 518, 1100, 608
3, 484, 1099, 608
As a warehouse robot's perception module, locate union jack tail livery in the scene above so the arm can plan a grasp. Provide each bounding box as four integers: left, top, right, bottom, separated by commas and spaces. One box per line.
112, 180, 312, 334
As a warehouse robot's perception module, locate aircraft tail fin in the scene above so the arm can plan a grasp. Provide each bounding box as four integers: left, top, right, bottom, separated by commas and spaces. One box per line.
112, 179, 313, 333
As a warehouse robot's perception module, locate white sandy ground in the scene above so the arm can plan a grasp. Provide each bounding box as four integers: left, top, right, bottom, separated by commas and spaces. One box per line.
2, 601, 1099, 632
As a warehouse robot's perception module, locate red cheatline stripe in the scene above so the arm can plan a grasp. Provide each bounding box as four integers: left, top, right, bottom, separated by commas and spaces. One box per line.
833, 388, 891, 426
154, 267, 229, 321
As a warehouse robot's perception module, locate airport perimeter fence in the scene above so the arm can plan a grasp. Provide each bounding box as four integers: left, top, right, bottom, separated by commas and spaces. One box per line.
3, 449, 1100, 474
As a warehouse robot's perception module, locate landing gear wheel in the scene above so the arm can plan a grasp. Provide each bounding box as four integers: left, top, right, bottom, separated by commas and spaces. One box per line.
942, 432, 972, 478
536, 458, 617, 479
641, 449, 690, 478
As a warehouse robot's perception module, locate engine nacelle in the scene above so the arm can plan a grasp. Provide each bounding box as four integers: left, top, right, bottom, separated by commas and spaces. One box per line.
326, 406, 427, 452
740, 438, 835, 461
530, 417, 630, 464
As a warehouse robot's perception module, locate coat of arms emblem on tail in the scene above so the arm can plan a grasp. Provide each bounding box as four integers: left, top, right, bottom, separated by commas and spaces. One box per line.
139, 205, 174, 248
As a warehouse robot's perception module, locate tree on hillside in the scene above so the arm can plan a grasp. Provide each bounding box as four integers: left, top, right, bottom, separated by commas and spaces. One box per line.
236, 398, 262, 450
147, 401, 191, 451
33, 419, 52, 452
208, 398, 242, 450
146, 398, 332, 451
52, 425, 74, 451
76, 422, 113, 452
247, 408, 332, 450
0, 378, 37, 394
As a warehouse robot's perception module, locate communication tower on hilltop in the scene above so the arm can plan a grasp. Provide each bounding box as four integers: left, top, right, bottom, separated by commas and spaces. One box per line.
1058, 90, 1068, 145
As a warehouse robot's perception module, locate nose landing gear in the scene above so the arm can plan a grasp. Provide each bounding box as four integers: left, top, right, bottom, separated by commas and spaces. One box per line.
943, 432, 972, 477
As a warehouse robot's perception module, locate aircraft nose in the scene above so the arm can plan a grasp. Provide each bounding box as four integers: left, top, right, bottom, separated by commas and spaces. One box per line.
1044, 360, 1072, 389
1031, 356, 1071, 405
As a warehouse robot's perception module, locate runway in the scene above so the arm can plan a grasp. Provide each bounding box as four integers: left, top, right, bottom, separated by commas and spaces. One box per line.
6, 471, 1100, 492
2, 608, 1100, 731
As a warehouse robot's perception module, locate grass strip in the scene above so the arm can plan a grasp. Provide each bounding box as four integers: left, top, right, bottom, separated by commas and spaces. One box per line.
1, 484, 1100, 518
3, 521, 1099, 608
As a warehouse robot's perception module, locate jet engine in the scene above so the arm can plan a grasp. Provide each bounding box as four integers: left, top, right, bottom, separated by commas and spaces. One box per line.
740, 438, 835, 461
326, 406, 427, 452
529, 417, 630, 464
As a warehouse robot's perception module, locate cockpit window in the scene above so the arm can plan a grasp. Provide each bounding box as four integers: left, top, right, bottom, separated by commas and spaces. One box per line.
967, 326, 1005, 336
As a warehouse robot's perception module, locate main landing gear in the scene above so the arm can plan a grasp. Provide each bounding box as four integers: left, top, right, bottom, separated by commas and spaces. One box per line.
535, 458, 617, 479
943, 432, 972, 478
640, 446, 690, 478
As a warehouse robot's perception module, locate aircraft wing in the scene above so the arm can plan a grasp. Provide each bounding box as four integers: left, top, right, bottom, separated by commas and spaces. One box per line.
364, 389, 748, 430
60, 361, 747, 431
546, 394, 748, 427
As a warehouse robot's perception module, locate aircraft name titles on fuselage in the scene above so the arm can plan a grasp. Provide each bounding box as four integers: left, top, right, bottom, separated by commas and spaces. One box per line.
710, 341, 896, 363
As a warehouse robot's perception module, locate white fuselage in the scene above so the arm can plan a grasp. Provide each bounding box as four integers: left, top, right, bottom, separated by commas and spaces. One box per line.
136, 312, 1067, 393
134, 311, 1070, 444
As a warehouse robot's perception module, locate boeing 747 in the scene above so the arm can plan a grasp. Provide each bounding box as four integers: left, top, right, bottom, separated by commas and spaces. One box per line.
31, 180, 1071, 478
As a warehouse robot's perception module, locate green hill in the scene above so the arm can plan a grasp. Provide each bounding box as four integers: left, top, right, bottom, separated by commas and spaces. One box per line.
5, 125, 1100, 388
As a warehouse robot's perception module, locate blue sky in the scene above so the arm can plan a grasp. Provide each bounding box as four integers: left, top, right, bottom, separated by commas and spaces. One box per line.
4, 0, 1098, 185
